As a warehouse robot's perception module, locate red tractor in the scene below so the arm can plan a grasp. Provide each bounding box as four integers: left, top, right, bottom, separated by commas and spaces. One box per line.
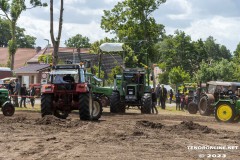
41, 64, 102, 120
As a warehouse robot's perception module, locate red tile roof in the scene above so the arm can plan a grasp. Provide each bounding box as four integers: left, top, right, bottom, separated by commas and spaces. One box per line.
0, 48, 38, 69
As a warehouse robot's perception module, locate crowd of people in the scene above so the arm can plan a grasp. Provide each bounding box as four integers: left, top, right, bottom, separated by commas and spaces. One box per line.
6, 79, 36, 109
151, 83, 187, 114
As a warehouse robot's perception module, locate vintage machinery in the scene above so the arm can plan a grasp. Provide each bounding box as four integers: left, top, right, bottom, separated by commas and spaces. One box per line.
110, 68, 152, 114
214, 96, 240, 123
0, 88, 15, 116
41, 64, 102, 120
85, 73, 113, 107
187, 81, 240, 116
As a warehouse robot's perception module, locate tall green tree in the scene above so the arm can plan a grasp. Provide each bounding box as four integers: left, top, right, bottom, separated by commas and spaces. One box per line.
168, 66, 190, 85
204, 36, 231, 62
50, 0, 63, 65
65, 34, 91, 49
0, 0, 47, 69
0, 17, 36, 48
194, 59, 236, 82
101, 0, 166, 66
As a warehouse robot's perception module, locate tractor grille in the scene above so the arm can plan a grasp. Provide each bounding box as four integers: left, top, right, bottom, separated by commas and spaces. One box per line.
127, 86, 135, 95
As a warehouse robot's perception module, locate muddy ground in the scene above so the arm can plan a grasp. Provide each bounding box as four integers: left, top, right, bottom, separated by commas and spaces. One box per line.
0, 107, 239, 160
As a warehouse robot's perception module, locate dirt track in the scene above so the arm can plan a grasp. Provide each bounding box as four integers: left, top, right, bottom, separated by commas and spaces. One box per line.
0, 107, 239, 160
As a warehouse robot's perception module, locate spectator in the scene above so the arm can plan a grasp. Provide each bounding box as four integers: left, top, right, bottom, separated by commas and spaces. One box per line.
29, 85, 36, 109
169, 89, 173, 104
159, 84, 167, 109
156, 84, 161, 106
13, 78, 20, 107
151, 88, 158, 114
180, 93, 185, 111
176, 90, 181, 110
7, 79, 14, 101
20, 84, 28, 108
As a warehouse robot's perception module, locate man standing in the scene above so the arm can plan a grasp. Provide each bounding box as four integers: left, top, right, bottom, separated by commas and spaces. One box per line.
13, 79, 20, 107
155, 84, 161, 106
29, 85, 36, 109
159, 84, 167, 109
20, 84, 28, 108
7, 79, 14, 101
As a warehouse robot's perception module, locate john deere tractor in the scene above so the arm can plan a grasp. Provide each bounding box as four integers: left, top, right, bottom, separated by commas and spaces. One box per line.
0, 88, 15, 116
110, 68, 152, 114
214, 95, 240, 123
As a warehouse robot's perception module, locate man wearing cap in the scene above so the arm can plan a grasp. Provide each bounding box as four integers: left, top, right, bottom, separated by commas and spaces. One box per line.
159, 84, 167, 109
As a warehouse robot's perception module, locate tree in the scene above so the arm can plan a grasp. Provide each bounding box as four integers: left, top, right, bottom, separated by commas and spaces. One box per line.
65, 34, 90, 48
101, 0, 166, 66
0, 17, 36, 48
194, 59, 236, 82
50, 0, 63, 65
0, 0, 47, 69
38, 55, 52, 64
168, 66, 190, 85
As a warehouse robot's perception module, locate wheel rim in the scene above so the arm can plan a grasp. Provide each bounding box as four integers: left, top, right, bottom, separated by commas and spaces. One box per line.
217, 104, 232, 121
90, 101, 100, 117
4, 107, 14, 116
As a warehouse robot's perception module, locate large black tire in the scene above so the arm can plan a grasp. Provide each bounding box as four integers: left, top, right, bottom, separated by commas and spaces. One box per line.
79, 93, 90, 120
41, 94, 53, 117
54, 110, 69, 119
141, 93, 152, 114
110, 91, 125, 113
188, 102, 198, 114
2, 102, 15, 116
198, 96, 212, 116
89, 98, 103, 120
214, 102, 236, 123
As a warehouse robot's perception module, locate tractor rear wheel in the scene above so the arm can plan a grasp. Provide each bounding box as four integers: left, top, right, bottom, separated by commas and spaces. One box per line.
198, 96, 212, 116
110, 91, 125, 113
215, 102, 236, 123
41, 94, 53, 117
141, 93, 151, 114
188, 102, 198, 114
79, 93, 90, 120
2, 102, 15, 116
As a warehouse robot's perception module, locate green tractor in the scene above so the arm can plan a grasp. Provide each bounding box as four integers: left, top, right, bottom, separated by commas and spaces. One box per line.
0, 88, 15, 116
110, 68, 152, 114
99, 43, 152, 114
214, 97, 240, 123
85, 72, 113, 107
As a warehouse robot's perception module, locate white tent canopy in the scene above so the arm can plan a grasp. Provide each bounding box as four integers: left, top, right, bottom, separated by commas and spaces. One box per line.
100, 43, 124, 52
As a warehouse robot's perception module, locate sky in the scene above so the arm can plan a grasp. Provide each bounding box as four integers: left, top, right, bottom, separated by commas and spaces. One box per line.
9, 0, 240, 52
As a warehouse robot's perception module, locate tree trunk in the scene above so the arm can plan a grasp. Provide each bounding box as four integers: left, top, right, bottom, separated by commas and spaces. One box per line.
8, 21, 17, 70
50, 0, 64, 65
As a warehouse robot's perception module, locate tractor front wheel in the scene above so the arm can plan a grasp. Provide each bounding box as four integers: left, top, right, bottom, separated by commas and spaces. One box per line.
90, 98, 103, 120
215, 102, 236, 123
141, 93, 152, 114
2, 102, 15, 116
41, 94, 53, 117
198, 96, 212, 116
188, 102, 198, 114
110, 91, 125, 113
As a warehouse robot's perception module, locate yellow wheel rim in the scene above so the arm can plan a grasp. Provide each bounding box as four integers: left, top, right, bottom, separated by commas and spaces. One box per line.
217, 104, 233, 122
